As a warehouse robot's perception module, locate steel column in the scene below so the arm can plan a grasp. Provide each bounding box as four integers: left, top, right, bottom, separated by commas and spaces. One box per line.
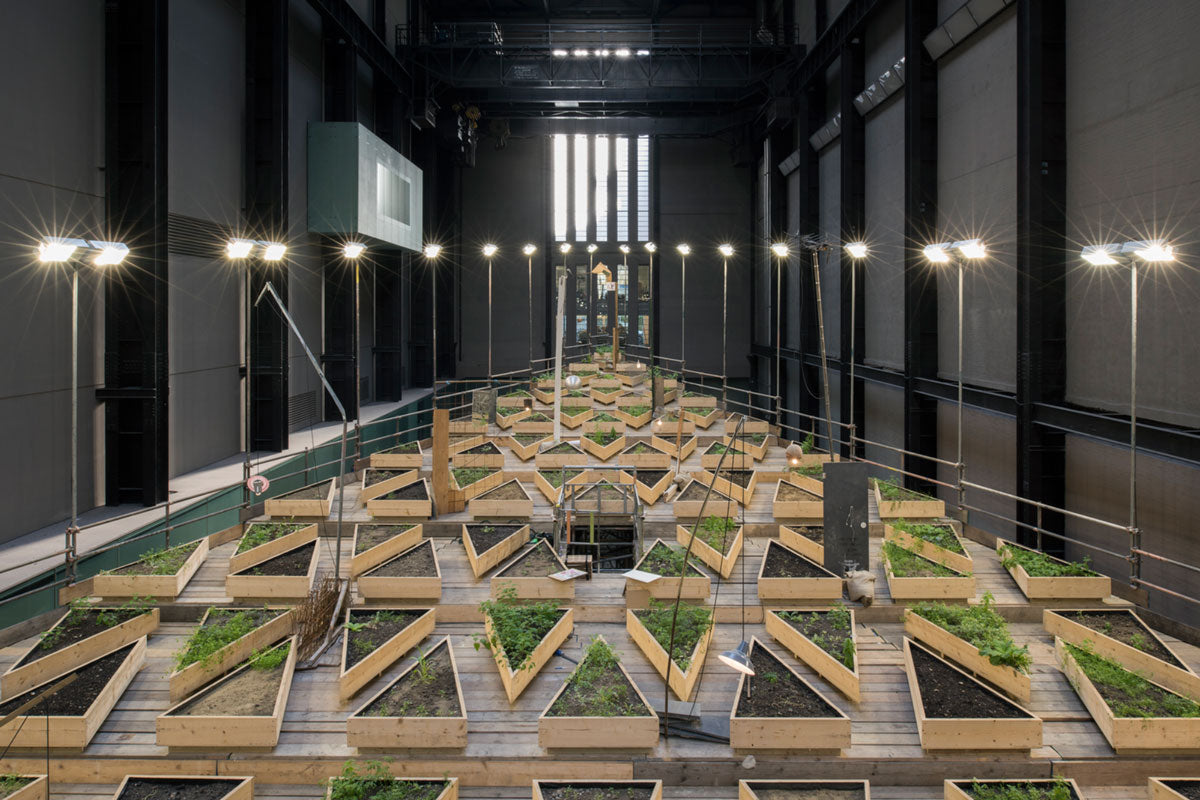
839, 37, 866, 459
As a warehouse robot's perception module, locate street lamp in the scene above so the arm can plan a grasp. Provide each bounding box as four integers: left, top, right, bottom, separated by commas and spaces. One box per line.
587, 244, 598, 339
423, 243, 443, 385
483, 243, 498, 378
770, 242, 789, 427
342, 242, 367, 436
676, 244, 690, 365
844, 242, 869, 458
924, 238, 987, 515
1081, 239, 1174, 577
644, 242, 657, 358
718, 245, 734, 405
523, 244, 537, 366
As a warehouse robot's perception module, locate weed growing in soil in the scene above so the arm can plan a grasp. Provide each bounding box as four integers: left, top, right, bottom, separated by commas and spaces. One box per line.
681, 407, 713, 415
552, 637, 645, 717
0, 775, 31, 798
107, 541, 199, 576
789, 463, 825, 477
624, 405, 650, 416
999, 545, 1096, 577
331, 761, 447, 800
174, 607, 274, 670
587, 427, 620, 446
345, 610, 411, 660
452, 467, 494, 488
882, 541, 962, 578
636, 598, 712, 671
967, 780, 1074, 800
873, 478, 934, 502
911, 593, 1030, 672
475, 586, 563, 671
778, 604, 855, 669
237, 521, 305, 554
540, 469, 585, 488
592, 412, 620, 422
693, 516, 738, 553
890, 519, 964, 554
40, 597, 151, 651
249, 641, 290, 672
1065, 643, 1200, 718
801, 433, 816, 453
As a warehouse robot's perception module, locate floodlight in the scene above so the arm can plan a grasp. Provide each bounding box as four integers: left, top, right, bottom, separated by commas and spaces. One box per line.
342, 242, 366, 259
38, 237, 84, 263
572, 48, 589, 57
587, 243, 598, 253
423, 243, 443, 259
1126, 240, 1174, 262
552, 49, 569, 57
560, 243, 572, 254
636, 49, 650, 56
718, 244, 734, 257
91, 242, 129, 266
596, 49, 610, 57
482, 243, 498, 257
262, 242, 287, 261
1081, 244, 1121, 266
770, 243, 789, 258
523, 244, 537, 256
954, 239, 987, 259
614, 48, 631, 57
644, 242, 657, 253
718, 640, 756, 675
676, 244, 691, 255
619, 244, 631, 254
226, 238, 255, 259
923, 243, 952, 264
844, 242, 868, 259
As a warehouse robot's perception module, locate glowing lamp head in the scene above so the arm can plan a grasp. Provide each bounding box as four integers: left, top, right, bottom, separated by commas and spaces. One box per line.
785, 442, 805, 466
91, 242, 129, 266
262, 242, 287, 262
38, 237, 83, 263
226, 238, 254, 259
342, 242, 366, 259
923, 243, 952, 264
423, 243, 443, 259
614, 48, 631, 57
482, 243, 498, 257
770, 243, 789, 258
718, 640, 756, 676
523, 244, 537, 256
1082, 244, 1121, 266
1128, 240, 1174, 262
619, 244, 631, 254
676, 244, 691, 256
572, 48, 589, 57
565, 374, 582, 389
587, 243, 598, 253
644, 242, 657, 253
844, 242, 868, 259
718, 244, 735, 257
559, 243, 572, 254
955, 239, 987, 259
552, 49, 569, 57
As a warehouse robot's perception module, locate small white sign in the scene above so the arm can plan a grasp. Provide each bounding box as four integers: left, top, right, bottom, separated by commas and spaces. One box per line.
604, 281, 617, 291
623, 569, 661, 584
550, 568, 587, 582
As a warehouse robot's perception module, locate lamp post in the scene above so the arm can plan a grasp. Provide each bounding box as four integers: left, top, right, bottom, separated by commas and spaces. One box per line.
718, 244, 734, 407
676, 244, 690, 365
587, 243, 598, 339
620, 244, 630, 349
524, 244, 537, 367
843, 242, 869, 458
423, 244, 443, 385
770, 243, 789, 427
342, 242, 366, 446
559, 243, 572, 345
483, 243, 498, 378
644, 242, 657, 361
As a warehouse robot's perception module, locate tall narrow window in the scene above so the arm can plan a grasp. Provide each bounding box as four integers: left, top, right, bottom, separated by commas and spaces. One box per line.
574, 135, 589, 241
594, 135, 609, 242
636, 136, 650, 240
615, 137, 629, 242
552, 134, 568, 241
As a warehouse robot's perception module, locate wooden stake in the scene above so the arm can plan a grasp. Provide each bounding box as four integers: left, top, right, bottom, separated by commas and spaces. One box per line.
432, 408, 451, 514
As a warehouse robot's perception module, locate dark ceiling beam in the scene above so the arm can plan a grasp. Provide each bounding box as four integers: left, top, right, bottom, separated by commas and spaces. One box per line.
464, 85, 756, 105
793, 0, 883, 90
306, 0, 409, 84
506, 110, 756, 134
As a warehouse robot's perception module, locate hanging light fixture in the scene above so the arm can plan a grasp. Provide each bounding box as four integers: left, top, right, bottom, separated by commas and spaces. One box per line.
718, 640, 756, 675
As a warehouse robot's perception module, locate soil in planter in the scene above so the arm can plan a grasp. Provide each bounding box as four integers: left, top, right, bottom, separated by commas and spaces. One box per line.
237, 542, 315, 576
463, 442, 501, 455
0, 778, 34, 800
777, 483, 821, 502
873, 478, 933, 502
749, 784, 865, 800
776, 606, 856, 670
712, 469, 755, 487
175, 607, 282, 670
1059, 610, 1182, 667
563, 406, 592, 417
762, 542, 832, 578
789, 526, 824, 545
0, 642, 137, 716
497, 542, 562, 578
882, 541, 962, 578
910, 643, 1028, 719
359, 641, 460, 718
365, 470, 412, 488
1163, 783, 1200, 800
546, 638, 648, 717
634, 599, 711, 671
173, 643, 291, 717
1063, 643, 1200, 718
452, 468, 498, 489
21, 603, 151, 665
540, 785, 655, 800
540, 469, 586, 488
466, 524, 526, 555
737, 644, 839, 718
513, 434, 549, 445
544, 442, 582, 455
355, 525, 417, 555
366, 540, 438, 578
378, 482, 430, 501
278, 480, 332, 501
635, 470, 670, 487
382, 441, 420, 454
478, 481, 529, 501
236, 522, 309, 555
344, 609, 427, 669
638, 542, 702, 577
690, 517, 739, 555
789, 464, 826, 480
118, 778, 245, 800
109, 540, 201, 576
626, 443, 661, 455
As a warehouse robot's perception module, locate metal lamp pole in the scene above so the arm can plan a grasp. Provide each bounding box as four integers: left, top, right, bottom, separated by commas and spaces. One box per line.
524, 244, 537, 367
770, 243, 788, 427
645, 242, 657, 361
483, 244, 497, 379
423, 244, 443, 385
844, 243, 868, 459
719, 245, 734, 407
676, 244, 690, 365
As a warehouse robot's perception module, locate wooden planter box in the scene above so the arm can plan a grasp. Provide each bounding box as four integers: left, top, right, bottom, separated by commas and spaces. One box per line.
672, 480, 736, 520
463, 523, 530, 578
676, 523, 744, 579
367, 478, 433, 519
514, 416, 555, 433
779, 524, 824, 564
765, 608, 860, 702
569, 479, 639, 515
724, 415, 770, 435
904, 638, 1042, 751
451, 468, 505, 500
338, 607, 436, 703
945, 780, 1082, 800
491, 540, 574, 600
369, 441, 423, 469
583, 416, 627, 434
1149, 779, 1200, 800
619, 443, 672, 469
2, 607, 158, 698
783, 470, 826, 495
497, 392, 534, 409
508, 434, 549, 461
872, 480, 945, 519
721, 434, 769, 460
884, 523, 973, 575
496, 407, 532, 429
265, 479, 335, 518
112, 776, 253, 800
0, 638, 146, 748
168, 607, 294, 703
787, 450, 836, 469
614, 407, 652, 428
581, 433, 626, 461
449, 416, 488, 433
694, 468, 758, 505
772, 480, 824, 519
351, 524, 422, 577
652, 433, 697, 461
533, 469, 591, 504
616, 392, 651, 409
0, 776, 46, 800
486, 607, 575, 703
680, 393, 717, 408
629, 469, 675, 505
904, 608, 1030, 702
653, 416, 695, 435
347, 636, 468, 749
469, 479, 534, 519
625, 539, 710, 601
448, 432, 486, 454
229, 521, 319, 574
700, 442, 755, 470
451, 442, 505, 468
537, 635, 659, 749
743, 782, 867, 800
591, 387, 625, 405
756, 541, 843, 602
532, 386, 559, 404
997, 539, 1112, 600
615, 369, 647, 387
358, 540, 443, 601
226, 543, 319, 601
1055, 636, 1200, 752
682, 406, 722, 428
627, 608, 713, 701
360, 467, 420, 502
1044, 609, 1200, 700
882, 544, 975, 601
92, 538, 208, 600
729, 638, 851, 751
157, 636, 298, 748
534, 782, 660, 800
535, 442, 587, 469
559, 408, 594, 429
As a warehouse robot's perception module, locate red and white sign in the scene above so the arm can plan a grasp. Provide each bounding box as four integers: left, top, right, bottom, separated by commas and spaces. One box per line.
246, 475, 270, 496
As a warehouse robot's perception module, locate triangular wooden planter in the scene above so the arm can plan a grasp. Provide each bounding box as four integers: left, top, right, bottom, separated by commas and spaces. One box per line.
358, 540, 443, 601
491, 540, 574, 600
903, 637, 1041, 751
559, 407, 593, 429
92, 537, 208, 600
772, 479, 823, 519
625, 539, 710, 603
1149, 779, 1200, 800
168, 606, 294, 702
368, 440, 423, 469
626, 468, 675, 505
764, 608, 860, 703
742, 781, 868, 800
996, 539, 1111, 600
533, 468, 590, 504
904, 607, 1030, 701
463, 523, 530, 578
872, 479, 944, 519
485, 607, 575, 703
350, 523, 423, 577
451, 441, 505, 468
700, 441, 754, 469
676, 523, 743, 579
626, 607, 714, 701
361, 467, 420, 502
884, 521, 973, 575
653, 415, 695, 436
367, 477, 433, 518
496, 406, 532, 429
694, 467, 758, 505
508, 433, 550, 461
448, 432, 486, 454
651, 432, 697, 461
226, 540, 319, 601
779, 524, 825, 565
615, 407, 652, 428
721, 433, 768, 460
581, 432, 626, 461
112, 776, 253, 800
619, 442, 672, 469
469, 479, 534, 519
347, 636, 468, 749
681, 406, 722, 428
537, 635, 659, 749
945, 780, 1083, 800
325, 777, 459, 800
756, 540, 843, 602
0, 776, 46, 800
157, 636, 297, 749
338, 607, 436, 703
728, 637, 851, 751
535, 441, 587, 469
882, 542, 975, 601
534, 780, 661, 800
229, 521, 318, 574
264, 478, 335, 518
450, 468, 505, 500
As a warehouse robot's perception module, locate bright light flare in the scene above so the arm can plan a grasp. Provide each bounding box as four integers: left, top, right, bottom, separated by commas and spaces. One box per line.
619, 244, 631, 254
572, 48, 589, 57
676, 244, 691, 255
91, 242, 129, 266
644, 242, 657, 253
923, 243, 952, 263
586, 243, 598, 253
844, 242, 868, 259
770, 243, 789, 258
718, 244, 735, 257
955, 239, 987, 259
262, 242, 287, 261
614, 48, 631, 57
523, 244, 537, 256
1129, 240, 1174, 262
226, 238, 254, 259
38, 238, 82, 263
1081, 244, 1120, 266
482, 243, 498, 257
423, 243, 443, 259
559, 242, 572, 254
552, 49, 569, 57
342, 242, 366, 259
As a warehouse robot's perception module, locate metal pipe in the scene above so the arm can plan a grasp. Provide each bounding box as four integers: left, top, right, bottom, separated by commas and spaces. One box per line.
1129, 260, 1140, 585
354, 257, 362, 457
775, 253, 782, 425
528, 253, 534, 367
810, 248, 836, 455
722, 255, 728, 409
431, 259, 438, 384
848, 257, 856, 460
957, 260, 965, 519
960, 479, 1129, 531
680, 253, 687, 365
487, 256, 493, 379
552, 272, 567, 443
69, 264, 78, 578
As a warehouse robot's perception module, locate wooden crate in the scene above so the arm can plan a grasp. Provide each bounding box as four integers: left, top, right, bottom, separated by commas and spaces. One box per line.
1, 607, 158, 698
168, 607, 294, 703
1055, 636, 1200, 753
451, 443, 505, 468
91, 537, 208, 600
559, 408, 594, 429
724, 415, 770, 435
651, 433, 697, 461
490, 540, 575, 600
700, 441, 755, 470
450, 468, 505, 501
628, 469, 675, 506
882, 544, 975, 601
533, 469, 591, 505
884, 522, 974, 575
904, 608, 1030, 702
772, 479, 823, 519
156, 636, 297, 748
368, 441, 423, 469
679, 393, 716, 408
652, 416, 695, 436
347, 637, 467, 749
338, 607, 436, 703
996, 539, 1112, 600
694, 468, 758, 505
350, 524, 423, 578
0, 638, 146, 749
1043, 609, 1200, 701
485, 607, 575, 703
779, 524, 824, 565
536, 636, 659, 749
463, 523, 531, 578
764, 608, 860, 703
945, 780, 1082, 800
496, 409, 532, 431
535, 443, 587, 469
614, 407, 652, 428
469, 479, 534, 520
728, 637, 851, 751
264, 479, 335, 518
366, 477, 434, 519
681, 406, 722, 428
756, 541, 843, 602
676, 523, 744, 579
228, 522, 319, 574
112, 776, 253, 800
226, 543, 319, 601
581, 433, 626, 461
507, 434, 550, 461
904, 638, 1042, 751
625, 539, 710, 602
357, 540, 443, 601
872, 480, 945, 519
583, 416, 627, 434
360, 467, 420, 502
626, 608, 713, 701
618, 443, 672, 469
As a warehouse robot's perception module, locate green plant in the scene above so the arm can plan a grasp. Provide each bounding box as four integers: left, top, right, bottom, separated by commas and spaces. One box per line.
249, 641, 290, 672
452, 467, 494, 488
236, 521, 305, 554
635, 598, 712, 671
890, 519, 965, 554
779, 604, 855, 670
174, 607, 272, 670
474, 586, 563, 672
553, 637, 645, 717
540, 469, 584, 488
623, 405, 650, 416
874, 477, 934, 502
1129, 632, 1149, 652
1066, 643, 1200, 718
693, 516, 738, 553
639, 542, 694, 578
0, 775, 31, 799
911, 593, 1031, 673
330, 761, 448, 800
967, 779, 1074, 800
413, 650, 435, 684
105, 540, 199, 576
587, 427, 620, 446
882, 541, 963, 578
998, 544, 1096, 577
790, 463, 824, 477
801, 432, 815, 454
681, 406, 713, 415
